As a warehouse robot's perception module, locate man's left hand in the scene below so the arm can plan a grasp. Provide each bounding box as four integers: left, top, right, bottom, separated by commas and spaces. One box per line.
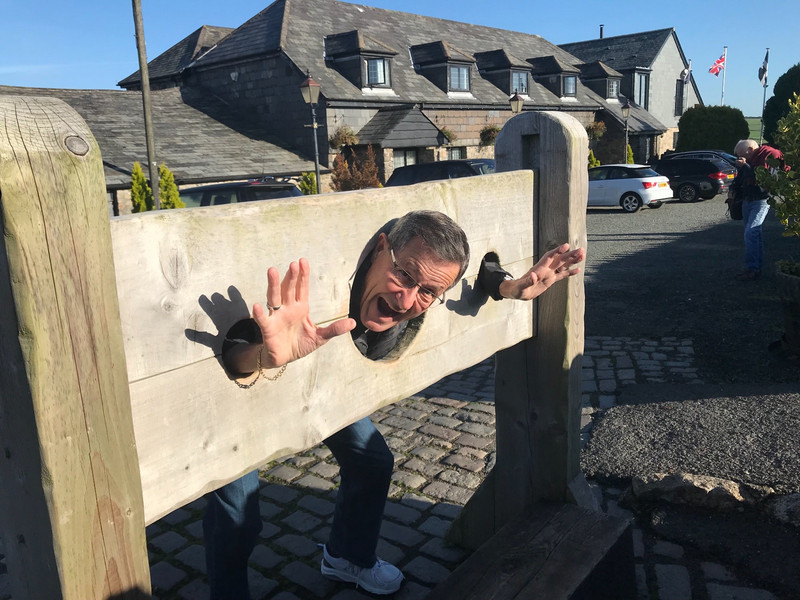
499, 243, 586, 301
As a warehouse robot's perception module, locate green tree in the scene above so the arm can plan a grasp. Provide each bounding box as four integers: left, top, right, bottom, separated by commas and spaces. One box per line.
158, 163, 185, 209
763, 63, 800, 144
588, 149, 600, 168
298, 172, 318, 195
131, 161, 154, 213
676, 105, 749, 153
626, 144, 634, 164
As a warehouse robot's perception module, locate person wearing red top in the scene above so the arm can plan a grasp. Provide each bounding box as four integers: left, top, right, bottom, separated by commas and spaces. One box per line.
731, 139, 784, 280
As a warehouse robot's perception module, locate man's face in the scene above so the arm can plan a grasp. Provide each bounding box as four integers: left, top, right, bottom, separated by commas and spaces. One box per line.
359, 233, 461, 332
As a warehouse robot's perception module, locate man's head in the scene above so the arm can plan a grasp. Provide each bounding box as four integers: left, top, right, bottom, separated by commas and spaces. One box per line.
734, 139, 759, 161
359, 210, 470, 332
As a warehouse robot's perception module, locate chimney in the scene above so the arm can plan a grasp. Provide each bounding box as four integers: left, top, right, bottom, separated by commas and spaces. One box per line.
600, 24, 604, 39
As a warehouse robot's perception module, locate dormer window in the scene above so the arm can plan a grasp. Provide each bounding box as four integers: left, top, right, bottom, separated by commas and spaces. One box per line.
511, 71, 528, 94
608, 79, 619, 98
563, 75, 577, 97
449, 65, 470, 91
367, 57, 390, 87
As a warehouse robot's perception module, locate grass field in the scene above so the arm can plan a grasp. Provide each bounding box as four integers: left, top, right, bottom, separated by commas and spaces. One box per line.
746, 116, 763, 141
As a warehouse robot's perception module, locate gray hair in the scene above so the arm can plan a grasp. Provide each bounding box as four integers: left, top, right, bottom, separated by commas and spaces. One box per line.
387, 210, 470, 287
734, 139, 758, 157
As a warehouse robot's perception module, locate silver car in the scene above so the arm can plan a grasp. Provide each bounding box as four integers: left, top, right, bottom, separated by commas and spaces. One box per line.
588, 164, 672, 213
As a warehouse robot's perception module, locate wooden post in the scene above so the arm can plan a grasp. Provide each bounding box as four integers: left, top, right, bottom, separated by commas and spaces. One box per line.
449, 111, 589, 549
0, 96, 150, 598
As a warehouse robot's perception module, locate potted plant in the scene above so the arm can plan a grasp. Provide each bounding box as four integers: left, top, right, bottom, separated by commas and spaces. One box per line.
756, 92, 800, 351
479, 124, 500, 147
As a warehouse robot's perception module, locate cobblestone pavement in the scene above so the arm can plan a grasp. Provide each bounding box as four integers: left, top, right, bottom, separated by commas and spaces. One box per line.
0, 337, 781, 600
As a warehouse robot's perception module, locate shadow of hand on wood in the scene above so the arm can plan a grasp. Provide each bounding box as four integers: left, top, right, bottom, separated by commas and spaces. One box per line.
184, 286, 250, 362
446, 277, 489, 317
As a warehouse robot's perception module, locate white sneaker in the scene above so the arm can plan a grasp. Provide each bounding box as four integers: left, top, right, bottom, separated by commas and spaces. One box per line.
320, 544, 404, 595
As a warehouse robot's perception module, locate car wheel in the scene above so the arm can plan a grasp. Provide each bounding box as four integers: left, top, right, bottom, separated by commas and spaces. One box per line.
677, 183, 699, 203
648, 201, 663, 209
620, 193, 642, 213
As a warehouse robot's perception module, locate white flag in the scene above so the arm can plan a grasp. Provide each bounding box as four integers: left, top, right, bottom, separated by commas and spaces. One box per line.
758, 50, 769, 87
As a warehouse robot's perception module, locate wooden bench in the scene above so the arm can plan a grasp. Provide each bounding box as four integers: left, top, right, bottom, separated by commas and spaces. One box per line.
0, 96, 631, 599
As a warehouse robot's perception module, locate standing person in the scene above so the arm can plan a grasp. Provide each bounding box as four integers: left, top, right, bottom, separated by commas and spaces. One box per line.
731, 139, 783, 281
203, 210, 586, 598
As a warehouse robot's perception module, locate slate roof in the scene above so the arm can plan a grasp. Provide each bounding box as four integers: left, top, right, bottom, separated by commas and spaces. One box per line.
118, 25, 234, 88
355, 106, 443, 148
558, 28, 675, 71
324, 30, 398, 58
578, 61, 623, 80
528, 56, 581, 75
474, 49, 532, 71
191, 0, 598, 110
0, 85, 315, 188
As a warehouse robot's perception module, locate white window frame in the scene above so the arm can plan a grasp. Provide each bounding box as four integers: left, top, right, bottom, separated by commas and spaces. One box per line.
366, 57, 390, 87
563, 75, 577, 97
447, 146, 466, 160
449, 65, 470, 92
607, 79, 619, 98
393, 148, 418, 168
637, 73, 649, 108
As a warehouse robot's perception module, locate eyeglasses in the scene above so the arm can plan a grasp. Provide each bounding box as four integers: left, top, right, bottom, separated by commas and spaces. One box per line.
389, 247, 446, 306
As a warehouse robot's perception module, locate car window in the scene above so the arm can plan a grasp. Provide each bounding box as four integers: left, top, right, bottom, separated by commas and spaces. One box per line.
609, 168, 633, 179
588, 168, 608, 181
449, 164, 476, 178
248, 187, 303, 201
181, 192, 205, 208
207, 191, 236, 206
629, 167, 660, 178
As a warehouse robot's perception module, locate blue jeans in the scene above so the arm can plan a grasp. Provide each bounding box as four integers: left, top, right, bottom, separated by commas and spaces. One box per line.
204, 417, 393, 599
742, 199, 770, 272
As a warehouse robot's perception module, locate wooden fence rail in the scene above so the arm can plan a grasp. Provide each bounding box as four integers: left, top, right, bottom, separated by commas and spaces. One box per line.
0, 95, 588, 599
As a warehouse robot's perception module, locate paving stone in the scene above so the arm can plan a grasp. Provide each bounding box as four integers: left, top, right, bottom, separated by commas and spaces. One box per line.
706, 583, 777, 600
150, 561, 187, 592
150, 531, 188, 553
282, 560, 332, 597
261, 484, 300, 504
330, 589, 373, 600
185, 519, 204, 540
455, 446, 487, 460
419, 537, 466, 563
634, 564, 648, 600
468, 402, 496, 415
248, 567, 279, 600
422, 481, 472, 504
310, 462, 340, 479
383, 500, 422, 524
598, 395, 617, 409
403, 555, 451, 585
391, 407, 428, 421
161, 507, 193, 526
260, 522, 281, 539
434, 407, 458, 417
259, 500, 283, 520
418, 516, 451, 538
401, 493, 435, 512
431, 503, 462, 519
437, 468, 481, 489
177, 578, 209, 600
381, 415, 422, 431
283, 510, 322, 533
427, 415, 463, 429
632, 527, 645, 559
298, 495, 336, 516
285, 455, 317, 468
274, 534, 320, 557
598, 379, 617, 393
701, 561, 736, 582
271, 592, 302, 600
411, 446, 447, 461
379, 521, 425, 546
376, 538, 406, 565
175, 544, 207, 573
653, 539, 684, 559
418, 424, 461, 441
454, 433, 493, 449
452, 410, 494, 424
295, 475, 336, 491
392, 470, 429, 489
251, 544, 285, 569
146, 522, 163, 538
309, 447, 333, 460
441, 454, 484, 472
456, 422, 494, 437
267, 464, 303, 482
427, 397, 468, 409
394, 580, 433, 600
655, 564, 691, 600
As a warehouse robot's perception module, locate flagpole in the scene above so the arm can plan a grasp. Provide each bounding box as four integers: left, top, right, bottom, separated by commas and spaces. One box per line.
760, 47, 770, 144
684, 59, 692, 109
720, 46, 727, 106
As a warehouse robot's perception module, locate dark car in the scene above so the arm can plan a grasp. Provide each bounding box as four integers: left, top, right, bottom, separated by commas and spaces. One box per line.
651, 158, 736, 202
661, 149, 739, 170
464, 158, 496, 174
179, 177, 303, 208
384, 160, 483, 187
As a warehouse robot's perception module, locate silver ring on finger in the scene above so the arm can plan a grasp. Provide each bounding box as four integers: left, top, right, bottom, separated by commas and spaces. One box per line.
268, 305, 282, 311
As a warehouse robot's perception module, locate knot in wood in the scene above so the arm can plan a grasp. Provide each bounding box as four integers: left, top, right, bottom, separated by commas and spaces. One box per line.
64, 135, 89, 156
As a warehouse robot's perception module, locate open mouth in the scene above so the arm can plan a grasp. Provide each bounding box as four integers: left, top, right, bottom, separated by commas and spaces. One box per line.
377, 296, 402, 319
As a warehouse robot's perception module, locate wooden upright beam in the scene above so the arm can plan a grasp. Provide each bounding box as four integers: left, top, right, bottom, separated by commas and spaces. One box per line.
448, 111, 589, 550
0, 96, 150, 598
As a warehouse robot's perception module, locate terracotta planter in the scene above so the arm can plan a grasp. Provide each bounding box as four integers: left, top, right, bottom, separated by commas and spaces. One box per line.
776, 267, 800, 350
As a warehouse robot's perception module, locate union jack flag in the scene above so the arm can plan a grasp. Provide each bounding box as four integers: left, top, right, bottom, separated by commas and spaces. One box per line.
708, 54, 725, 77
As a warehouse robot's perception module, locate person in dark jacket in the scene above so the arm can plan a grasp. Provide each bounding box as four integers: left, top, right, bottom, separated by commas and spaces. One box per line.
731, 139, 784, 281
205, 210, 586, 598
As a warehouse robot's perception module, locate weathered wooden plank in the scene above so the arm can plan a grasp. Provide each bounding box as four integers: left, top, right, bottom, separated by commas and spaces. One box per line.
108, 173, 537, 524
430, 504, 632, 600
449, 110, 588, 550
0, 96, 149, 598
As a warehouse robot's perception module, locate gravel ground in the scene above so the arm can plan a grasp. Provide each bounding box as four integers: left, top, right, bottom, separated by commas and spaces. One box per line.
584, 196, 800, 384
582, 196, 800, 598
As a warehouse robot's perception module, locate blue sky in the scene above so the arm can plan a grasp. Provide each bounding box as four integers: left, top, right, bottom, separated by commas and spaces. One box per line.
2, 0, 797, 116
